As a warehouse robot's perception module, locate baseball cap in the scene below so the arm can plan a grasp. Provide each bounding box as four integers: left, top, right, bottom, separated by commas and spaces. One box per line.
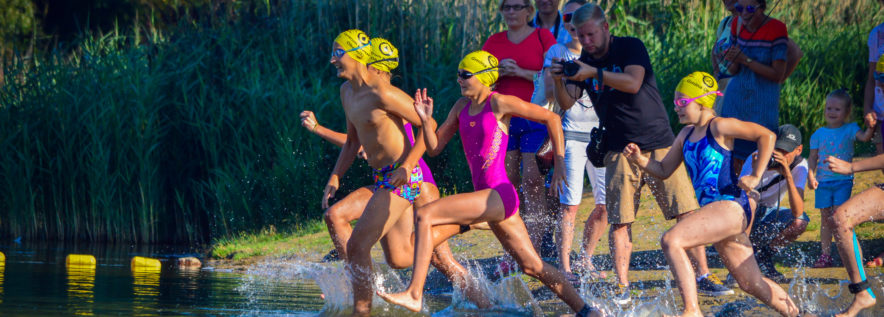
774, 124, 802, 152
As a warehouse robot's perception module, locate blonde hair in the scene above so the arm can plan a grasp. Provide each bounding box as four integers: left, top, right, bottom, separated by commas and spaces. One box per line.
570, 3, 606, 28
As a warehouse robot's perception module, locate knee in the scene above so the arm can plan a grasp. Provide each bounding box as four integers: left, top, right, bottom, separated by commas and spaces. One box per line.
589, 206, 607, 222
414, 205, 435, 226
661, 230, 682, 251
519, 259, 545, 277
324, 205, 346, 225
386, 254, 411, 270
830, 208, 854, 232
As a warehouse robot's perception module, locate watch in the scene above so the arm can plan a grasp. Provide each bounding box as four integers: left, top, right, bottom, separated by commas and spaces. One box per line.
745, 57, 753, 65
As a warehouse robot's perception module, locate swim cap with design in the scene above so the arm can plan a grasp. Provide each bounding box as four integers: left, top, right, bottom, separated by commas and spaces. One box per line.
334, 29, 372, 65
458, 51, 499, 87
367, 38, 399, 73
676, 71, 719, 108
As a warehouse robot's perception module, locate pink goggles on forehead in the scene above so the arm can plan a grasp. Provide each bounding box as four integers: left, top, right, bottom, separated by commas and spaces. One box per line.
673, 91, 723, 108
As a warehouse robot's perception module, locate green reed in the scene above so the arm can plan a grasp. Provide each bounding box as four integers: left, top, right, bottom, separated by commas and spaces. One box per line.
0, 0, 880, 243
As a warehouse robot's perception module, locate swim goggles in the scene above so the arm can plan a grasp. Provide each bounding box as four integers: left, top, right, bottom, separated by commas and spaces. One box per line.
331, 42, 370, 59
674, 91, 723, 108
457, 68, 497, 80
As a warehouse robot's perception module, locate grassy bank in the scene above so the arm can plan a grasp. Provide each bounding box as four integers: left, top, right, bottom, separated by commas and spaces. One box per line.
1, 0, 882, 244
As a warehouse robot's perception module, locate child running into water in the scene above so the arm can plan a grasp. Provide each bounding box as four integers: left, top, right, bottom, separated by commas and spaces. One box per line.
808, 89, 877, 268
377, 51, 603, 317
300, 38, 489, 308
623, 72, 803, 317
825, 153, 884, 317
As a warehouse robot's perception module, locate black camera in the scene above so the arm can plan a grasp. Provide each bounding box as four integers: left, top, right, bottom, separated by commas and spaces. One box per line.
556, 60, 580, 77
767, 156, 781, 169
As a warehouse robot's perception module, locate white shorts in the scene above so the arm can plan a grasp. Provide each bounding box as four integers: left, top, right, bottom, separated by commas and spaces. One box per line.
559, 139, 606, 206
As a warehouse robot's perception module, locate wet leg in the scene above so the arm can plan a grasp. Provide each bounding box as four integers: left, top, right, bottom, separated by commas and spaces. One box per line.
831, 188, 884, 317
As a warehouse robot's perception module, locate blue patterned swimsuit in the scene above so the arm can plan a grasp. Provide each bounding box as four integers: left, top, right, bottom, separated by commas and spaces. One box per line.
682, 118, 752, 227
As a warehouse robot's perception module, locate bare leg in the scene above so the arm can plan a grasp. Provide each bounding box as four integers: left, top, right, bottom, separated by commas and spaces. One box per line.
831, 188, 884, 317
675, 210, 711, 277
324, 186, 373, 259
521, 152, 547, 251
661, 200, 797, 317
505, 150, 521, 189
769, 219, 808, 249
820, 207, 834, 257
719, 234, 798, 316
580, 204, 608, 275
558, 204, 579, 273
610, 222, 633, 286
346, 189, 413, 316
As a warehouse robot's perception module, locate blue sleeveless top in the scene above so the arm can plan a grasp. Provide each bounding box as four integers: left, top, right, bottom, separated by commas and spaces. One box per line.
682, 119, 743, 207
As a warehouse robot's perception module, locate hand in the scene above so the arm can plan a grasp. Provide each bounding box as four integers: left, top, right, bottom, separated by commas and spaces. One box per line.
622, 143, 644, 163
808, 173, 819, 190
724, 46, 746, 64
549, 58, 564, 81
413, 88, 434, 122
389, 166, 411, 187
499, 58, 522, 77
300, 110, 318, 132
738, 174, 761, 197
322, 176, 340, 209
550, 156, 569, 197
865, 112, 878, 128
772, 151, 791, 176
826, 156, 854, 175
570, 59, 594, 81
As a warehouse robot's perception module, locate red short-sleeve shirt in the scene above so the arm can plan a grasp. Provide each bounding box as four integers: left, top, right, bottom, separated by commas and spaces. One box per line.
482, 28, 556, 102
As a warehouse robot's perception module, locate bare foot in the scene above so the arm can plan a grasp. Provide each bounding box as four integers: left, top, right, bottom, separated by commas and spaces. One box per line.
471, 222, 491, 230
376, 291, 422, 312
834, 291, 877, 317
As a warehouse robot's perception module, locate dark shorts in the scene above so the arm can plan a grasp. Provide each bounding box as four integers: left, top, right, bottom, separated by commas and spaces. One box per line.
506, 117, 548, 153
750, 206, 809, 248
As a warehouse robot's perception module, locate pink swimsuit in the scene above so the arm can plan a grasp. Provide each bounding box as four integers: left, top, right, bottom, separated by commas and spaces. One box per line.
403, 123, 437, 186
458, 93, 520, 218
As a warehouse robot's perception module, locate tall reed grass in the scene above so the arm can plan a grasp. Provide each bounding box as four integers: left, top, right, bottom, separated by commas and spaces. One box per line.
0, 0, 880, 243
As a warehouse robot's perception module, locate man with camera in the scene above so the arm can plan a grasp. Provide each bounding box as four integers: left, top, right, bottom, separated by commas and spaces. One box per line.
549, 3, 732, 303
737, 124, 809, 283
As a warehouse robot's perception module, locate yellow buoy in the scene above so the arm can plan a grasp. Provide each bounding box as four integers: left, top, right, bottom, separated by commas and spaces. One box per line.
131, 256, 161, 271
66, 254, 97, 268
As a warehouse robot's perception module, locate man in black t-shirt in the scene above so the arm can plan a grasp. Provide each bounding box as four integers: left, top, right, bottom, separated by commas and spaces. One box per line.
550, 3, 732, 303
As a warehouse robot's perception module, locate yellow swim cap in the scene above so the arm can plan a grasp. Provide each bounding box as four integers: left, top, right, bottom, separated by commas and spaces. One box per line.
367, 38, 399, 73
334, 29, 372, 65
458, 51, 499, 87
676, 71, 720, 108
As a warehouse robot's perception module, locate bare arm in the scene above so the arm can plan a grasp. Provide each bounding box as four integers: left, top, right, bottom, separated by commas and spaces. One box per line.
378, 87, 423, 126
714, 117, 776, 191
771, 151, 805, 218
623, 127, 689, 179
415, 88, 461, 157
827, 153, 884, 174
322, 119, 361, 209
780, 38, 803, 83
857, 113, 878, 142
807, 149, 819, 189
494, 93, 568, 194
565, 61, 644, 94
864, 62, 876, 116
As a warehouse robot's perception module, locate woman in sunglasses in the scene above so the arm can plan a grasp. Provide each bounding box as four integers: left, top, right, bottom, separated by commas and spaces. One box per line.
718, 0, 790, 170
622, 72, 804, 317
483, 0, 557, 254
378, 50, 602, 317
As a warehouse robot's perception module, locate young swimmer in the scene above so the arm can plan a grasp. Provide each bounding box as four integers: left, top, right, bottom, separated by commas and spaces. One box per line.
377, 51, 603, 317
324, 30, 480, 316
623, 72, 804, 317
825, 153, 884, 317
301, 37, 489, 308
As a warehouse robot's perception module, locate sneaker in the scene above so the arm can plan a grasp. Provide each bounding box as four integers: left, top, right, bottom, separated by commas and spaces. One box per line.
612, 283, 631, 305
813, 254, 834, 268
321, 249, 341, 262
697, 274, 735, 296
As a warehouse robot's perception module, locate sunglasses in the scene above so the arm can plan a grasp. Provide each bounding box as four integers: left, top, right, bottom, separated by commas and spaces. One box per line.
673, 91, 723, 108
500, 4, 529, 12
563, 12, 573, 23
458, 68, 496, 80
734, 4, 758, 13
331, 42, 370, 59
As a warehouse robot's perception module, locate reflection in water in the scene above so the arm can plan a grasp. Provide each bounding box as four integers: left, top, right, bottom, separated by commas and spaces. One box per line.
132, 266, 160, 316
67, 266, 95, 316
